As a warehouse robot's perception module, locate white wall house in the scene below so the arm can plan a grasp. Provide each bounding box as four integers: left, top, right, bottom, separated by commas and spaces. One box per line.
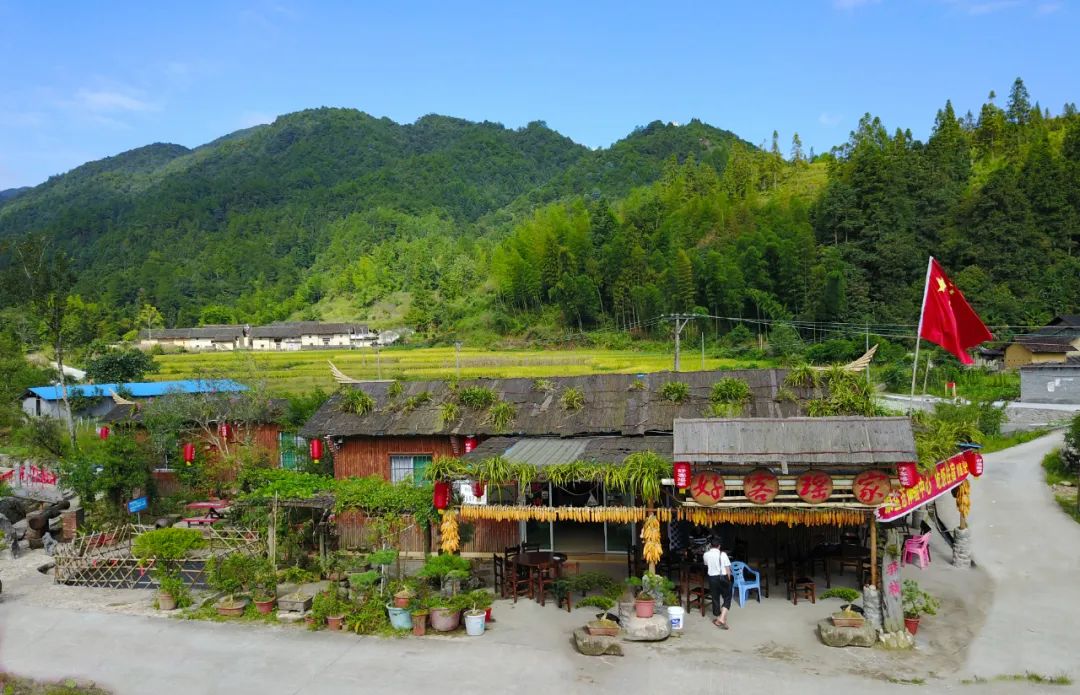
250, 322, 377, 351
138, 326, 248, 351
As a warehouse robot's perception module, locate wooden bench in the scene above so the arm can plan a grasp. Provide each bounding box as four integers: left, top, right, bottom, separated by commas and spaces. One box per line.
182, 517, 222, 527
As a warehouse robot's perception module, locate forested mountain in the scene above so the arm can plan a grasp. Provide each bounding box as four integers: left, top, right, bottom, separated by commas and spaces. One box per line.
1, 79, 1078, 350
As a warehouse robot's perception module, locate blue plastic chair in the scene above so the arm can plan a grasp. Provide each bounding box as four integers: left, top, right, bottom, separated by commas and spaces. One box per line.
731, 561, 762, 606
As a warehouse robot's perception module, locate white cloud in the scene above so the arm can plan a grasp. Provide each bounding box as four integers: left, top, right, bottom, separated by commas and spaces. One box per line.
819, 112, 843, 127
73, 88, 157, 113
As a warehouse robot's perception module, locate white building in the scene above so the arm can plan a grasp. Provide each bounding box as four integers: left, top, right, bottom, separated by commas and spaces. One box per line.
249, 322, 378, 351
138, 325, 248, 351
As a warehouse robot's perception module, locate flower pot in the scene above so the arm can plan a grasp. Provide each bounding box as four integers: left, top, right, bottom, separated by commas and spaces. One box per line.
157, 591, 177, 611
254, 598, 276, 614
304, 615, 317, 629
326, 614, 345, 631
411, 611, 428, 636
484, 606, 492, 623
393, 591, 413, 609
831, 613, 865, 629
386, 604, 413, 630
429, 607, 461, 632
586, 620, 619, 637
216, 598, 249, 618
904, 617, 920, 635
464, 609, 486, 636
635, 597, 655, 619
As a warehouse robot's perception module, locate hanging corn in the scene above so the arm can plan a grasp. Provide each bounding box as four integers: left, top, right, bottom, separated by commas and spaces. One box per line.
641, 514, 662, 571
955, 479, 971, 528
440, 510, 460, 553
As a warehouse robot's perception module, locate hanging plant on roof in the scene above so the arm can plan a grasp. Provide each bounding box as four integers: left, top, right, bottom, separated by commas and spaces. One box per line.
560, 387, 585, 411
622, 451, 669, 506
437, 401, 460, 429
471, 456, 513, 486
338, 388, 376, 416
659, 381, 691, 404
425, 455, 469, 481
487, 401, 517, 433
708, 378, 751, 417
458, 386, 497, 409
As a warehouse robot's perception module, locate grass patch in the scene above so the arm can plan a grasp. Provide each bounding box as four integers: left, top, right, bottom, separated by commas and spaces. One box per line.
962, 672, 1073, 686
980, 428, 1050, 454
1052, 492, 1080, 523
1042, 449, 1080, 523
178, 600, 280, 624
0, 674, 111, 694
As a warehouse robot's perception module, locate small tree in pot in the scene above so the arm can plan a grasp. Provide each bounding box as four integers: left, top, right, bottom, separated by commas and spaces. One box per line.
206, 553, 259, 617
821, 587, 864, 628
132, 528, 206, 611
901, 580, 939, 635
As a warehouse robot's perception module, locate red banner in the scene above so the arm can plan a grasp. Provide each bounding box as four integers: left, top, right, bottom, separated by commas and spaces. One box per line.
875, 453, 969, 521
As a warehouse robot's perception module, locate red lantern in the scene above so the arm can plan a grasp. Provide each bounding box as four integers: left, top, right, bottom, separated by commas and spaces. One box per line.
742, 469, 779, 505
433, 481, 450, 510
464, 436, 478, 454
471, 481, 486, 497
673, 462, 692, 490
852, 470, 892, 506
182, 442, 196, 465
218, 422, 232, 440
795, 471, 833, 504
689, 472, 726, 507
964, 450, 984, 477
98, 426, 110, 440
896, 462, 919, 488
309, 438, 323, 463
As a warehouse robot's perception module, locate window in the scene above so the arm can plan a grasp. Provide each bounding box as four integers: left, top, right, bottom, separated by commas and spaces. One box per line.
279, 432, 309, 470
390, 454, 432, 483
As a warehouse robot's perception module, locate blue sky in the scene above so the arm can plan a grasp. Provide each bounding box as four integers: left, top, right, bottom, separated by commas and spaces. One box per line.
0, 0, 1075, 189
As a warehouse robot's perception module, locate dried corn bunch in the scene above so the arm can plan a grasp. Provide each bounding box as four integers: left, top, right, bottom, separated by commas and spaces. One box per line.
457, 505, 672, 524
675, 506, 869, 528
641, 514, 662, 567
440, 510, 460, 553
955, 479, 971, 518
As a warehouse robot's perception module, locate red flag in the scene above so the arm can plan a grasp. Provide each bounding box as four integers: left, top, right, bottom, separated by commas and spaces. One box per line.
917, 258, 993, 365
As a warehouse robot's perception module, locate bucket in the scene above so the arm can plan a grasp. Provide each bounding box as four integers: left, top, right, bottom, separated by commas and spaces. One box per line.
464, 610, 486, 636
668, 606, 685, 632
386, 604, 413, 630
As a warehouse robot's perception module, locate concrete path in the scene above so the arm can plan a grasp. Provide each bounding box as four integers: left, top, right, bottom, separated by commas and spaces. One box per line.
961, 431, 1080, 684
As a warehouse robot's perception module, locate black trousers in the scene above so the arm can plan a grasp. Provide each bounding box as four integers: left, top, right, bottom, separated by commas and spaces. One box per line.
708, 575, 732, 616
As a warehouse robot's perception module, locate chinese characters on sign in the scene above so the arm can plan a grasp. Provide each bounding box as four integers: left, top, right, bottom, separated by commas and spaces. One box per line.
852, 470, 893, 506
886, 559, 901, 598
876, 453, 970, 521
795, 471, 832, 504
742, 469, 779, 505
690, 472, 726, 507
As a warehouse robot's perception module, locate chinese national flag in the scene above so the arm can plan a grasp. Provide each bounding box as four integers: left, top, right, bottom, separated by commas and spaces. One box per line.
918, 258, 993, 365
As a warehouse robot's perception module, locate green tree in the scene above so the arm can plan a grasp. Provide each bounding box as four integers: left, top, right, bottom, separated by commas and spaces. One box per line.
85, 348, 159, 384
137, 303, 165, 337
1006, 77, 1032, 126
672, 250, 695, 312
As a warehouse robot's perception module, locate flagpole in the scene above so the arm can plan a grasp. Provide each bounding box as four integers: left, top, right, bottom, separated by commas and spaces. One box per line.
909, 256, 934, 411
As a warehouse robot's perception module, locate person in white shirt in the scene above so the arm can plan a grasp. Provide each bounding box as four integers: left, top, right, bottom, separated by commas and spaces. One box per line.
702, 536, 732, 629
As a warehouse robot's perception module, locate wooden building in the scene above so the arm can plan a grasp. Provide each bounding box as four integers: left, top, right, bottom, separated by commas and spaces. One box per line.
1004, 315, 1080, 369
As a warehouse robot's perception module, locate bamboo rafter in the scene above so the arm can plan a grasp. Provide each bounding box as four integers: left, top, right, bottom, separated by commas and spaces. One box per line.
110, 389, 135, 405
813, 344, 878, 373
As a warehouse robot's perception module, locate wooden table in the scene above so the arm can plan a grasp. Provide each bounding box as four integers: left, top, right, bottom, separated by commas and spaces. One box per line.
183, 501, 230, 526
509, 552, 566, 603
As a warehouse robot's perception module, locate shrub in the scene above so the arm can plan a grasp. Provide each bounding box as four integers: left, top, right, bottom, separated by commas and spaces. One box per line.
132, 528, 207, 563
708, 378, 751, 416
206, 553, 261, 602
659, 381, 691, 404
402, 391, 431, 412
488, 401, 517, 432
438, 401, 461, 427
576, 595, 616, 611
386, 381, 404, 400
532, 378, 555, 392
157, 574, 193, 609
901, 580, 939, 619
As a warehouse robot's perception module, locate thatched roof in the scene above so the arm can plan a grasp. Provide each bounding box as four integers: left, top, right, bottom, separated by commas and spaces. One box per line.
462, 435, 673, 466
673, 416, 916, 467
300, 369, 799, 439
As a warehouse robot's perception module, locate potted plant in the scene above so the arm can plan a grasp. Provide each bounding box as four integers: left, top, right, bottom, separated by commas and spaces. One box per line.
411, 603, 429, 636
206, 553, 256, 617
821, 587, 864, 628
583, 596, 619, 636
463, 594, 488, 637
312, 588, 348, 631
902, 580, 939, 635
466, 589, 494, 622
156, 574, 190, 611
252, 562, 278, 614
626, 573, 674, 618
349, 570, 380, 603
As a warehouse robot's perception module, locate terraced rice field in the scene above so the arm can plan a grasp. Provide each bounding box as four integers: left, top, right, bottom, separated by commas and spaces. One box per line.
153, 347, 771, 394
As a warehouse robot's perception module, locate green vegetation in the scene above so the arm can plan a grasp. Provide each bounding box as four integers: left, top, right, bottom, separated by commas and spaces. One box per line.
659, 381, 690, 404
962, 673, 1073, 686
487, 400, 516, 432
0, 674, 112, 694
559, 386, 585, 411
708, 377, 751, 416
338, 388, 376, 416
457, 386, 497, 409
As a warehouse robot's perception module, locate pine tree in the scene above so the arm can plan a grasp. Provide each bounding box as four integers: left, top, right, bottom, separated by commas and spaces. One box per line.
1007, 77, 1032, 126
791, 132, 805, 164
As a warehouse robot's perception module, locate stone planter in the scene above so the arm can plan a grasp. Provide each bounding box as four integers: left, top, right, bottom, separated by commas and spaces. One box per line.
278, 591, 313, 613
831, 613, 865, 629
429, 607, 461, 632
586, 620, 619, 637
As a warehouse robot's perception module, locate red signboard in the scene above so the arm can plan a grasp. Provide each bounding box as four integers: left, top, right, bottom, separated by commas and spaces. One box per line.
875, 453, 970, 521
690, 472, 726, 507
852, 470, 892, 506
742, 469, 779, 505
464, 436, 478, 454
796, 471, 832, 504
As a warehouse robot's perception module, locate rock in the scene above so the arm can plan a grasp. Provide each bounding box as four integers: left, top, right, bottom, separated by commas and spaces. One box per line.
0, 497, 27, 523
620, 614, 671, 641
817, 619, 878, 648
862, 585, 882, 631
276, 611, 306, 624
878, 629, 915, 650
573, 628, 623, 657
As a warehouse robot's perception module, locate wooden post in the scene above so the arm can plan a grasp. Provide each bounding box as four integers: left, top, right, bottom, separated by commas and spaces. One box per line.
268, 494, 278, 570
869, 516, 877, 588
882, 527, 903, 633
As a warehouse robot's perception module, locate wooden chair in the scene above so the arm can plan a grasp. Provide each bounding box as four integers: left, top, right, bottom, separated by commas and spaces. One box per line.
508, 558, 531, 603
532, 561, 558, 606
522, 542, 540, 553
492, 554, 506, 598
787, 565, 816, 605
555, 561, 580, 613
684, 565, 712, 616
839, 543, 866, 576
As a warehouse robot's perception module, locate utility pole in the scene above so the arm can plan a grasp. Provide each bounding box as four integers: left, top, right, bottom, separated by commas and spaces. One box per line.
665, 314, 698, 372
454, 341, 462, 377
701, 332, 705, 371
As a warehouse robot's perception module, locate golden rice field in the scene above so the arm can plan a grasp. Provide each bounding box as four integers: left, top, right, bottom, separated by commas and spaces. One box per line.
152, 347, 772, 394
